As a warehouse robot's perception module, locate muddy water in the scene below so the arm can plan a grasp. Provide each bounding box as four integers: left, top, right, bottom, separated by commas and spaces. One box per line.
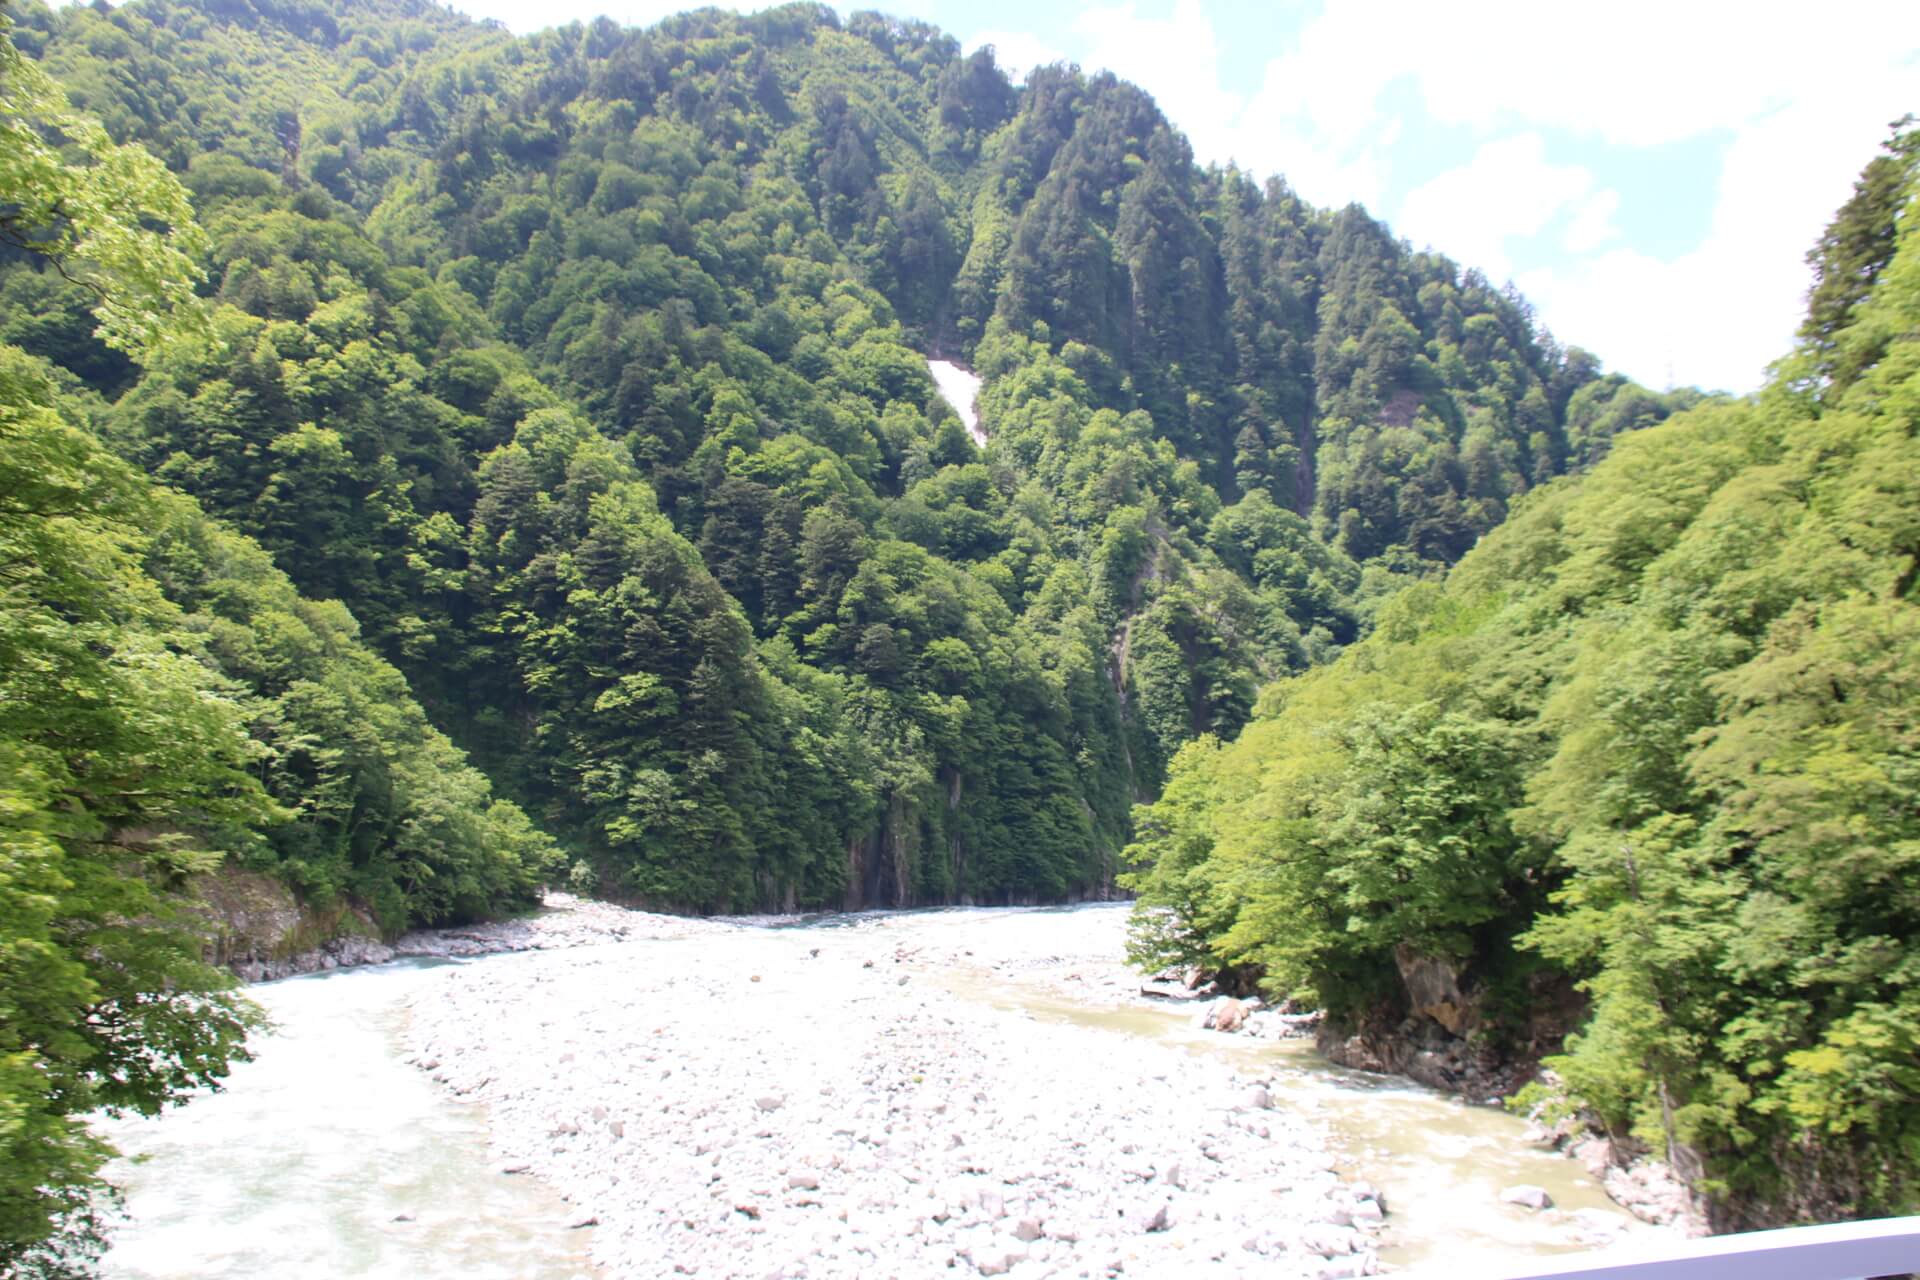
95, 961, 592, 1280
950, 975, 1657, 1274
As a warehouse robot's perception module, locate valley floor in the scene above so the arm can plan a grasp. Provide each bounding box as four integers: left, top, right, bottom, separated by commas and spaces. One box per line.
402, 898, 1675, 1278
405, 901, 1382, 1278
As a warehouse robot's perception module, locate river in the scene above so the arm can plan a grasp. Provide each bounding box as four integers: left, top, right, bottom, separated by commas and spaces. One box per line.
95, 903, 1665, 1278
95, 960, 593, 1280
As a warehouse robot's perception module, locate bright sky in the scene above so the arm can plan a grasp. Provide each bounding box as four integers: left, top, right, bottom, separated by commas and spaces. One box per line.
424, 2, 1919, 390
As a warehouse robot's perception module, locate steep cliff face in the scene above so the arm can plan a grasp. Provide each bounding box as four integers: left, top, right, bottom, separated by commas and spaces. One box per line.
187, 869, 394, 981
1315, 949, 1586, 1099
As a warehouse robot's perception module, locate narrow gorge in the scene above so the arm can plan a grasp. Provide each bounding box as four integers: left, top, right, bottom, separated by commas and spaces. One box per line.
1, 0, 1915, 1272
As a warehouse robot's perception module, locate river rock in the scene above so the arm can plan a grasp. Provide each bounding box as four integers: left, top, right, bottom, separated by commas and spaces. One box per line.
1328, 1034, 1389, 1074
1297, 1223, 1359, 1257
1501, 1184, 1554, 1210
1569, 1207, 1631, 1247
971, 1240, 1027, 1275
1602, 1159, 1698, 1229
1349, 1179, 1385, 1210
1316, 1250, 1379, 1278
1570, 1135, 1615, 1177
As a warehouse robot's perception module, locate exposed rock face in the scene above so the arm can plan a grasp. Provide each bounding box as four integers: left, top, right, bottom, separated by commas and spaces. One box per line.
187, 869, 392, 982
1316, 960, 1585, 1099
1311, 957, 1707, 1235
1393, 945, 1475, 1037
262, 933, 394, 979
190, 875, 659, 984
1315, 1017, 1524, 1099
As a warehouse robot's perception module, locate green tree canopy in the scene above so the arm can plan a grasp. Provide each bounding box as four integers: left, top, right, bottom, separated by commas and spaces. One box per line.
1124, 120, 1920, 1230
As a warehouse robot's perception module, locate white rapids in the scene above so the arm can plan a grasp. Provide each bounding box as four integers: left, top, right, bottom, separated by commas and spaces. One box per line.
95, 961, 592, 1280
927, 358, 987, 447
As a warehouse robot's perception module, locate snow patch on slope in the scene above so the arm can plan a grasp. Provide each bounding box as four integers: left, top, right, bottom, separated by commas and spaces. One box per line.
926, 358, 986, 447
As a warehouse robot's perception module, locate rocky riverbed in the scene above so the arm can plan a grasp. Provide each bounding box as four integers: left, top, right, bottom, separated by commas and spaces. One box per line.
384, 898, 1697, 1277
405, 903, 1388, 1278
96, 898, 1689, 1279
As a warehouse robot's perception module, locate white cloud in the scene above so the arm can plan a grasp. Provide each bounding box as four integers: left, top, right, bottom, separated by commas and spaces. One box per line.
1235, 0, 1919, 391
965, 29, 1069, 84
1396, 134, 1608, 280
1039, 0, 1391, 208
1070, 1, 1239, 150
1561, 189, 1621, 256
1248, 0, 1912, 150
1226, 55, 1389, 210
1517, 53, 1916, 393
453, 0, 940, 33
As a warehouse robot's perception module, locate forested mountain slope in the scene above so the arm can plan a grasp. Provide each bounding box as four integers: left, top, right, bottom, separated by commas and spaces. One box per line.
1124, 122, 1920, 1229
1, 33, 553, 1267
8, 0, 1908, 1262
6, 0, 1693, 913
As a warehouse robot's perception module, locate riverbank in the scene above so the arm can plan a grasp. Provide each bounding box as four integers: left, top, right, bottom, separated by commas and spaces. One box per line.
96, 961, 594, 1280
872, 908, 1699, 1242
214, 890, 660, 982
405, 904, 1387, 1278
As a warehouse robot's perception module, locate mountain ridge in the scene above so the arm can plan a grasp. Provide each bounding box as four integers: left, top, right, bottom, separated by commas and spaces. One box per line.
8, 0, 1695, 915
